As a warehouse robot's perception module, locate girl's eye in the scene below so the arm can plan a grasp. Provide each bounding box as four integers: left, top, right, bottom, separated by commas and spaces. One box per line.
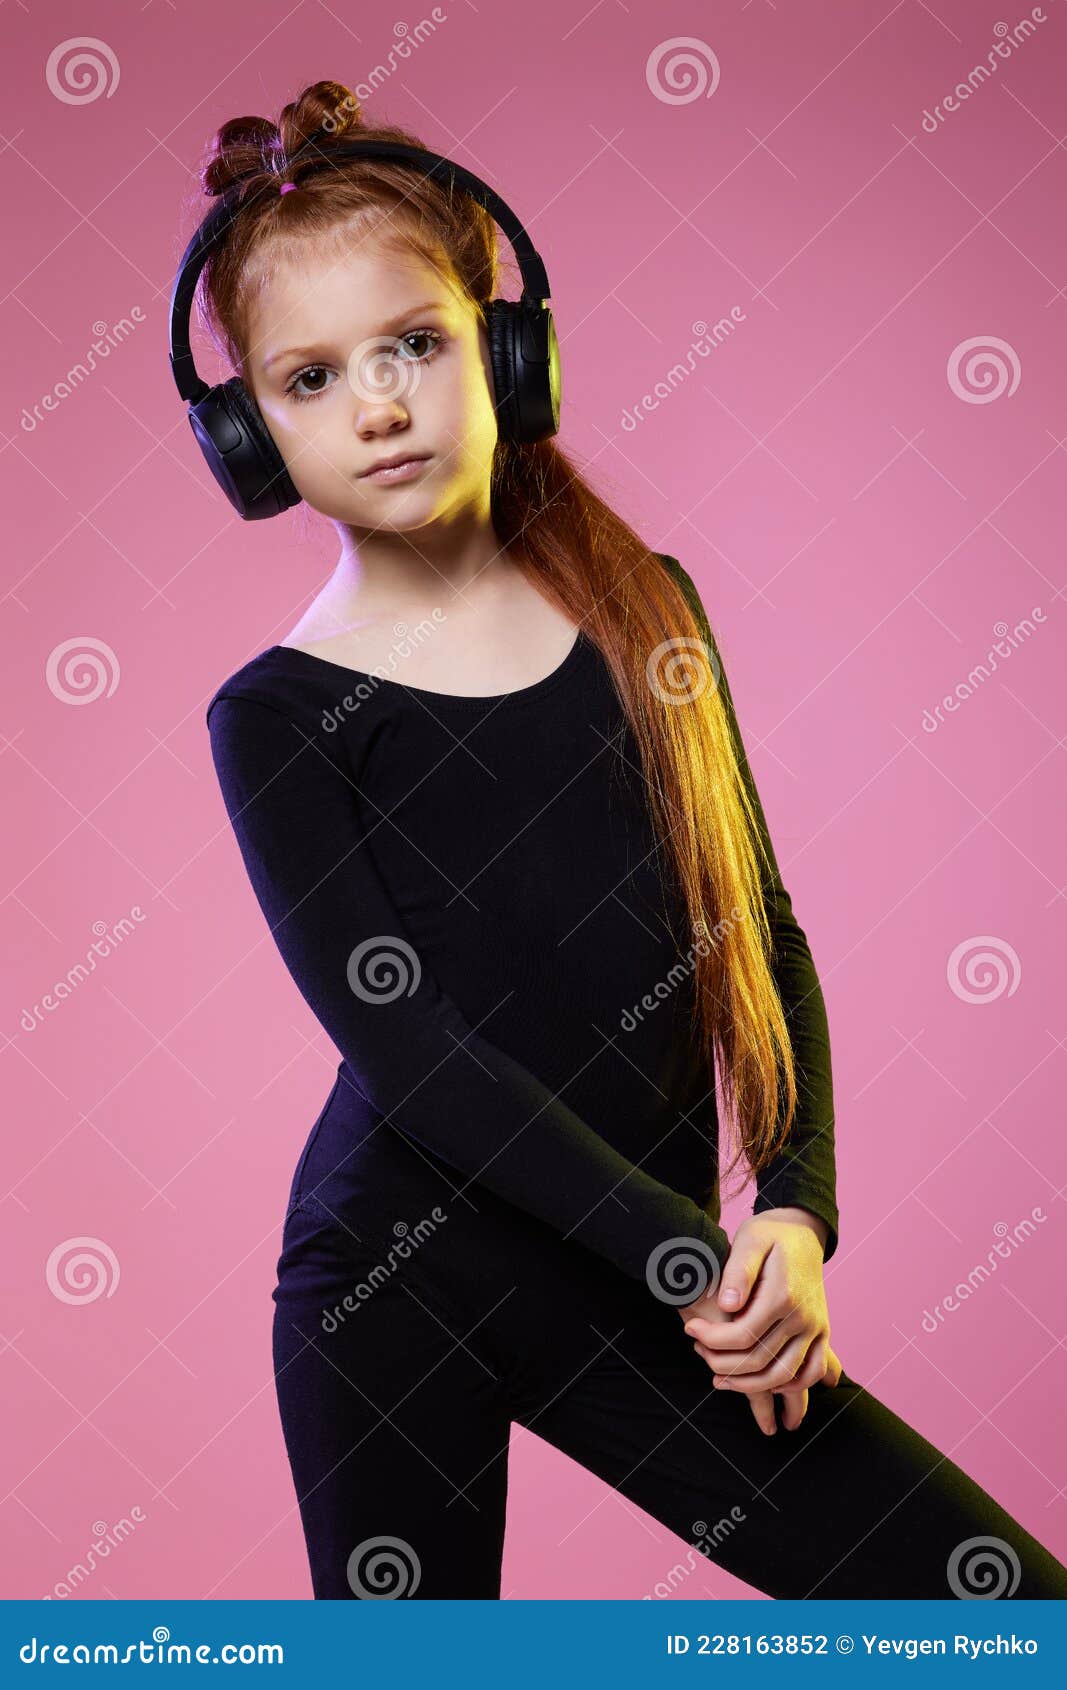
285, 366, 337, 405
285, 366, 336, 405
395, 329, 444, 362
284, 330, 445, 405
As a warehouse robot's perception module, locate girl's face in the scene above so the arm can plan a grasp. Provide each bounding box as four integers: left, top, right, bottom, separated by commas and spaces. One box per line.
244, 235, 500, 532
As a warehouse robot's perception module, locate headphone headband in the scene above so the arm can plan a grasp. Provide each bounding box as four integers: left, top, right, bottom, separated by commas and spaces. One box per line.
168, 134, 552, 405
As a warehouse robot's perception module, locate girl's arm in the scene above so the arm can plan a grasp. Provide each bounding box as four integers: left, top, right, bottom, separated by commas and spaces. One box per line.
206, 690, 731, 1292
658, 555, 840, 1262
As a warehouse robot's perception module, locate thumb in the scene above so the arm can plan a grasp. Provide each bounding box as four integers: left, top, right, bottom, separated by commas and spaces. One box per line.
717, 1238, 764, 1312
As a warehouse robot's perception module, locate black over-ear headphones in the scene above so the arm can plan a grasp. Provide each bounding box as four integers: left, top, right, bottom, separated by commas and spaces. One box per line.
168, 130, 561, 521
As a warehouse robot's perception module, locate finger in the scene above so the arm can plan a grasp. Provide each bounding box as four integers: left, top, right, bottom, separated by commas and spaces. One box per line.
747, 1391, 778, 1436
684, 1267, 794, 1343
692, 1346, 779, 1437
778, 1388, 808, 1431
716, 1238, 766, 1315
761, 1335, 826, 1396
695, 1312, 804, 1376
682, 1298, 788, 1351
711, 1331, 812, 1394
792, 1337, 830, 1390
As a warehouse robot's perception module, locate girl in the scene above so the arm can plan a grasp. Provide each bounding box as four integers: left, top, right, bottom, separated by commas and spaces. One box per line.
196, 80, 1067, 1600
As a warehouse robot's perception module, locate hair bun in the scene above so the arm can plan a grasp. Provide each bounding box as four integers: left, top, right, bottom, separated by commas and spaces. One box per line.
201, 115, 282, 197
199, 84, 369, 197
277, 80, 365, 153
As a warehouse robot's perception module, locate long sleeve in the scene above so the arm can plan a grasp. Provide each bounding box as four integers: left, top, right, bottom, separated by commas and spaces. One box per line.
658, 555, 840, 1261
206, 689, 732, 1292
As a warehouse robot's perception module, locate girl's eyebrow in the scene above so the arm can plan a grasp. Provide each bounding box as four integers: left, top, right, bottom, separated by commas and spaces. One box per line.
261, 300, 451, 372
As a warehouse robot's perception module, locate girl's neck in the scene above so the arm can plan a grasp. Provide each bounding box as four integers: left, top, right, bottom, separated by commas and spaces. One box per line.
327, 532, 524, 618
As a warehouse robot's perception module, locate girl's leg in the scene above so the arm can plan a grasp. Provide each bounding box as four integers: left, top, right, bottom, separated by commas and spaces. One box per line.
519, 1303, 1067, 1599
271, 1195, 513, 1599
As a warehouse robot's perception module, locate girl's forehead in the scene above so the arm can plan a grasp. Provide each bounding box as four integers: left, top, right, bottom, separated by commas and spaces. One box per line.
246, 238, 452, 326
252, 237, 431, 297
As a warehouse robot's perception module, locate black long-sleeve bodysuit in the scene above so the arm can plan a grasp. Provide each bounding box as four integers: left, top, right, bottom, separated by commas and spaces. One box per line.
206, 552, 838, 1290
205, 551, 1067, 1601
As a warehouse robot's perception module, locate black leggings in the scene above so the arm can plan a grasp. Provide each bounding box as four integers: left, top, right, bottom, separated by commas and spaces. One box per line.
270, 1154, 1067, 1601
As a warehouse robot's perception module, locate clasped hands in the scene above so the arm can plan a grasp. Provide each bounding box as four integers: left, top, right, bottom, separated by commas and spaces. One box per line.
676, 1207, 843, 1435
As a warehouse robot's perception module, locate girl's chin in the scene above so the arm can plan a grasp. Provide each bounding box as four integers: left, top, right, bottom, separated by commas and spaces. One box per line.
306, 492, 439, 525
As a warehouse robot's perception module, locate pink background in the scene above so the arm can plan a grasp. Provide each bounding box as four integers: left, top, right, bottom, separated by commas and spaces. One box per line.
3, 0, 1065, 1600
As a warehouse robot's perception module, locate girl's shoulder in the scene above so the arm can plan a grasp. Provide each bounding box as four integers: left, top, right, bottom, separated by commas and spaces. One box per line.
204, 642, 386, 737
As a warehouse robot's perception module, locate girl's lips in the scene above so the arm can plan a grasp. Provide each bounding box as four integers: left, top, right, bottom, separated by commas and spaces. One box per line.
359, 455, 432, 483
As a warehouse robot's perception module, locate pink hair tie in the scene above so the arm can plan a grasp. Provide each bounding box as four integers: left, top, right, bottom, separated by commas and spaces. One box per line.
279, 181, 297, 194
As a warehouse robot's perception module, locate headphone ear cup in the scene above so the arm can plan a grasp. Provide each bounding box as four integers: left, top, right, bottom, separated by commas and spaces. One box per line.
486, 299, 560, 445
486, 300, 520, 443
187, 378, 301, 520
